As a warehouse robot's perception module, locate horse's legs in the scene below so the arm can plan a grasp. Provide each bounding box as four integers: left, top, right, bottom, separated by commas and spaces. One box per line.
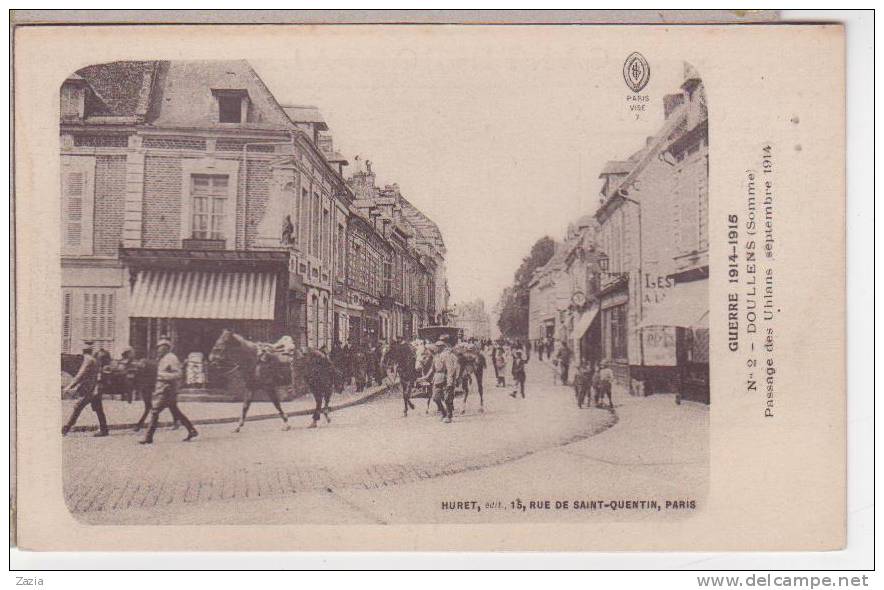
461, 376, 470, 414
402, 380, 415, 416
476, 373, 485, 411
234, 385, 253, 433
323, 392, 332, 424
267, 387, 290, 430
308, 392, 322, 428
405, 380, 415, 410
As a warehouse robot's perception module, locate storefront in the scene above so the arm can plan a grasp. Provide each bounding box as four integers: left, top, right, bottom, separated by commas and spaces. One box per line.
122, 248, 289, 359
638, 278, 709, 403
600, 281, 631, 393
571, 302, 600, 367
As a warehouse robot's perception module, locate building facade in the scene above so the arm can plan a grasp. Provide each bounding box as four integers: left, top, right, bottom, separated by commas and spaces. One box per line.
59, 60, 447, 362
347, 161, 441, 341
449, 299, 492, 340
524, 64, 709, 403
594, 64, 709, 401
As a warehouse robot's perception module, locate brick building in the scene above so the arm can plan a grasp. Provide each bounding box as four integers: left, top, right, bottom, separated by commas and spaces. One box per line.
347, 160, 441, 341
59, 60, 353, 357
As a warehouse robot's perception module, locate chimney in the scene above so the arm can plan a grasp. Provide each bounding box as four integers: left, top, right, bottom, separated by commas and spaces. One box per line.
663, 93, 684, 119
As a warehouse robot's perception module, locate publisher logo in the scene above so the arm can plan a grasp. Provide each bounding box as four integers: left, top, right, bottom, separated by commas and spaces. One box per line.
623, 52, 651, 93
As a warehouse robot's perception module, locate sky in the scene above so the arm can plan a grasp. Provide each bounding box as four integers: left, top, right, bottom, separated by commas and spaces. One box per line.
251, 28, 687, 315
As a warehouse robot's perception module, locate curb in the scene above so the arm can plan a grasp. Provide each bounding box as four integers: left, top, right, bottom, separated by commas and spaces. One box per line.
68, 382, 396, 434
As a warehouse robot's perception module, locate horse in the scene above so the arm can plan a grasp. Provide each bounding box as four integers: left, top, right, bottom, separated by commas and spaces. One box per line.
385, 342, 419, 417
208, 329, 293, 432
453, 344, 485, 414
412, 345, 437, 414
300, 349, 336, 428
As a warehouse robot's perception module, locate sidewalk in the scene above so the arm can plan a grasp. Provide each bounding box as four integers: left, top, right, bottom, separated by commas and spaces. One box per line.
62, 381, 393, 433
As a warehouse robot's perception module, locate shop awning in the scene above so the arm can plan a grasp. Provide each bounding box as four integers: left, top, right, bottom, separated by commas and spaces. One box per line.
572, 303, 600, 341
130, 270, 277, 320
640, 279, 708, 329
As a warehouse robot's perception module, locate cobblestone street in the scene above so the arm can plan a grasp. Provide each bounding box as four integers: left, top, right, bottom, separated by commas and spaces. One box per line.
63, 362, 708, 525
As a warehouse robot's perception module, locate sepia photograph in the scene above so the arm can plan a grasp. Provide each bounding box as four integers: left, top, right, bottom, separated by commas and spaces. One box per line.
11, 16, 857, 561
55, 53, 711, 525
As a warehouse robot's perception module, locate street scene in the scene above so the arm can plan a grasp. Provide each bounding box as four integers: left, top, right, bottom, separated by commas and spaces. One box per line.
60, 57, 709, 525
64, 357, 707, 525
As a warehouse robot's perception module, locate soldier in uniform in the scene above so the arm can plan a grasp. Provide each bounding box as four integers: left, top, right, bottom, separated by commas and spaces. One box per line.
430, 335, 460, 423
62, 340, 109, 437
572, 362, 594, 409
139, 338, 198, 444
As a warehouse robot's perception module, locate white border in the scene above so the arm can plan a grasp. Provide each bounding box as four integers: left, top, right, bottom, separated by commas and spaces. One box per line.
6, 8, 875, 576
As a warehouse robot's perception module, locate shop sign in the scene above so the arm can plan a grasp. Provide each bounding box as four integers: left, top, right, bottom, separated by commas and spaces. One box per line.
642, 325, 677, 366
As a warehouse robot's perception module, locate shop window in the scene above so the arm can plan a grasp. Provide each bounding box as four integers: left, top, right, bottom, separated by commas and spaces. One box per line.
605, 304, 628, 362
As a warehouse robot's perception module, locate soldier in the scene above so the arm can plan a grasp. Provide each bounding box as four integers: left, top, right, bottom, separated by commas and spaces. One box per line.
509, 349, 528, 399
572, 362, 594, 409
138, 338, 198, 444
593, 359, 615, 409
556, 340, 573, 385
430, 335, 460, 423
62, 340, 108, 437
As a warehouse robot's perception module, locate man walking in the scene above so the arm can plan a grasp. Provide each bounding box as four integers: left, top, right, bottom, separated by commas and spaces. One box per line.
62, 340, 109, 437
509, 349, 528, 399
573, 362, 594, 408
139, 338, 198, 444
431, 335, 459, 423
556, 341, 573, 385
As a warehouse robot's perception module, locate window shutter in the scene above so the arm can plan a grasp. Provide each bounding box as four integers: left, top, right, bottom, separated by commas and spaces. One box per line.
62, 292, 73, 353
61, 157, 94, 255
680, 166, 699, 253
64, 171, 84, 249
697, 170, 709, 251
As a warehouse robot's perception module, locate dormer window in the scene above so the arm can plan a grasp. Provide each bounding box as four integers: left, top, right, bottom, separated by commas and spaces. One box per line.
212, 89, 249, 124
60, 76, 89, 122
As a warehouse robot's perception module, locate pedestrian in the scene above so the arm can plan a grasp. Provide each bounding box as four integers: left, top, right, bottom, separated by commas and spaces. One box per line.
490, 345, 500, 384
353, 344, 367, 392
341, 342, 353, 389
304, 347, 336, 428
62, 341, 109, 437
473, 345, 486, 402
138, 338, 198, 444
572, 362, 594, 409
594, 360, 614, 409
114, 346, 138, 403
494, 345, 507, 387
509, 350, 528, 399
430, 335, 459, 423
556, 340, 572, 385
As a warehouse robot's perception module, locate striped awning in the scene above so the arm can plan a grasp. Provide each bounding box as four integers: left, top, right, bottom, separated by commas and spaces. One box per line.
130, 270, 277, 320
